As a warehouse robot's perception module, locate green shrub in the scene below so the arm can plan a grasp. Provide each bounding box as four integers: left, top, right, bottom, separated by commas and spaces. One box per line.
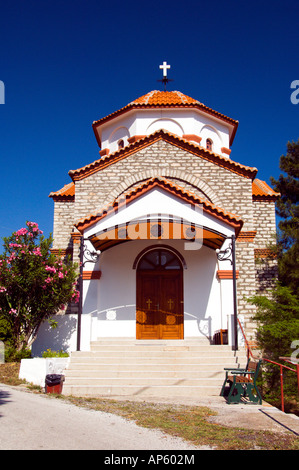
42, 348, 69, 358
5, 345, 32, 362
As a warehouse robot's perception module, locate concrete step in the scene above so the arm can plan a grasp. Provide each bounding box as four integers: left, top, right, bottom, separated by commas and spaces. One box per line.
66, 362, 243, 372
63, 338, 247, 398
64, 377, 222, 386
72, 350, 242, 359
62, 384, 221, 397
64, 369, 225, 379
90, 345, 235, 353
91, 337, 211, 345
67, 355, 245, 365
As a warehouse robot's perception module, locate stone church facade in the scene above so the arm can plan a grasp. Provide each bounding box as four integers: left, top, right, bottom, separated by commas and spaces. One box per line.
32, 89, 279, 355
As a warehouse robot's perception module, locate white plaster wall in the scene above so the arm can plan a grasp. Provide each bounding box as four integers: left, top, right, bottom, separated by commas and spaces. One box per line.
108, 126, 130, 153
146, 118, 184, 136
31, 315, 78, 357
19, 357, 69, 387
32, 239, 236, 352
98, 108, 232, 155
81, 239, 231, 343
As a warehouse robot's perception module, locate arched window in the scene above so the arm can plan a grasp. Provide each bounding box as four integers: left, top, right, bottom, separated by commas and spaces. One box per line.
206, 138, 213, 151
118, 139, 124, 150
137, 248, 182, 271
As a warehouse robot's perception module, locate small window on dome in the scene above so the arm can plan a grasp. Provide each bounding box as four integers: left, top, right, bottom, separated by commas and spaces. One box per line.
118, 139, 124, 150
206, 138, 213, 151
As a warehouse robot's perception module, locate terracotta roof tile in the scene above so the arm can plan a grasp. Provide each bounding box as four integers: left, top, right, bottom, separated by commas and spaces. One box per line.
69, 129, 257, 181
92, 90, 238, 145
131, 90, 200, 106
75, 176, 243, 235
49, 182, 75, 200
252, 179, 280, 199
50, 169, 275, 206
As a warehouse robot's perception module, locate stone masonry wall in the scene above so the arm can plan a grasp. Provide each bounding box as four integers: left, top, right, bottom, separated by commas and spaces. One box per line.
253, 199, 277, 248
52, 200, 74, 250
51, 139, 277, 340
74, 140, 254, 230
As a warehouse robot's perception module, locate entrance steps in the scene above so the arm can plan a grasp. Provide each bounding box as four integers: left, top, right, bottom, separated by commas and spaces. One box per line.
62, 338, 247, 398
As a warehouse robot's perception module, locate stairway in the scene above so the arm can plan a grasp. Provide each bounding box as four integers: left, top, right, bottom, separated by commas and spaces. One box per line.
62, 338, 247, 398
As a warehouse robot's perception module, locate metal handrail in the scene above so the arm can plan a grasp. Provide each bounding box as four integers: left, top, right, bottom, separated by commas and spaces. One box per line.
237, 317, 255, 359
262, 357, 299, 412
237, 318, 299, 412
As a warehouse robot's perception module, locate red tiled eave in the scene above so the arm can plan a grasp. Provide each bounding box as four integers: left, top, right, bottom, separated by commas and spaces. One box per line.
252, 179, 280, 200
69, 130, 257, 182
49, 182, 75, 200
49, 176, 279, 205
92, 90, 239, 146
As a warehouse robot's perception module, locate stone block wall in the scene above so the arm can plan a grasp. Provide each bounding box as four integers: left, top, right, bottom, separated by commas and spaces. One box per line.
73, 140, 255, 231
50, 139, 278, 341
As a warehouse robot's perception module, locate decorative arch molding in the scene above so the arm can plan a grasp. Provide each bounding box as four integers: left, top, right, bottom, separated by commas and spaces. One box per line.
146, 119, 184, 136
102, 168, 221, 207
108, 126, 130, 152
132, 244, 187, 270
199, 124, 223, 141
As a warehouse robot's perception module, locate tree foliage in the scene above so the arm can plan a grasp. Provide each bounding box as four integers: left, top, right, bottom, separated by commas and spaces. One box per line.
249, 140, 299, 400
0, 221, 79, 351
270, 139, 299, 295
250, 285, 299, 358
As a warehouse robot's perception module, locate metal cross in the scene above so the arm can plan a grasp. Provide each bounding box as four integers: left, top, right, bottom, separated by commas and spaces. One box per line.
168, 299, 174, 310
159, 61, 170, 78
158, 61, 173, 91
146, 298, 152, 309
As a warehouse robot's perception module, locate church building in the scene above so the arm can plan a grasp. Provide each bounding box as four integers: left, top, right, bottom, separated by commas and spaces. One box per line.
32, 65, 279, 367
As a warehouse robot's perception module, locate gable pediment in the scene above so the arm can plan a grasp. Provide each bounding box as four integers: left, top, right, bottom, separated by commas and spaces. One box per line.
75, 177, 243, 252
69, 130, 257, 182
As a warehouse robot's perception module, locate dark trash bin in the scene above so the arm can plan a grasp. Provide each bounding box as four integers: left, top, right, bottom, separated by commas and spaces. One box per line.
45, 374, 65, 394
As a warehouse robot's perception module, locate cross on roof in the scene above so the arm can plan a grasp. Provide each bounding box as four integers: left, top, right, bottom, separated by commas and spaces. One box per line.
158, 61, 173, 91
159, 61, 170, 78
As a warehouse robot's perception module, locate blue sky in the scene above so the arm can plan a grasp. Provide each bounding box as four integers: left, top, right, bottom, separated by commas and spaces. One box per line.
0, 0, 298, 248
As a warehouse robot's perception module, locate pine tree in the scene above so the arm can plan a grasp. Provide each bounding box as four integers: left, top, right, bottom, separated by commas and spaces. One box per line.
249, 141, 299, 405
270, 140, 299, 295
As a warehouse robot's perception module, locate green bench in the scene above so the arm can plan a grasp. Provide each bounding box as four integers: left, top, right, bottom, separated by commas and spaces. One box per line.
220, 359, 262, 404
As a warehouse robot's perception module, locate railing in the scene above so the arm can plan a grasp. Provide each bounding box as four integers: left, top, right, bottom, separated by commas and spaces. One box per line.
237, 318, 299, 412
237, 317, 255, 359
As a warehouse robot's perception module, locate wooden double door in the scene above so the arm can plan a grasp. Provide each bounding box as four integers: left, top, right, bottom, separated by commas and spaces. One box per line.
136, 249, 184, 340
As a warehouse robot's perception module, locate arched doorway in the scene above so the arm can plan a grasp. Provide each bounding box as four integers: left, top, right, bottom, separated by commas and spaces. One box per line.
136, 248, 184, 340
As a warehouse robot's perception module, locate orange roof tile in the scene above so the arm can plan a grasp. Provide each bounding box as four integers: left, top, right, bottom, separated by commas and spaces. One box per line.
50, 169, 276, 206
92, 90, 239, 146
69, 129, 257, 182
49, 182, 75, 200
75, 176, 243, 235
131, 90, 200, 106
252, 179, 280, 199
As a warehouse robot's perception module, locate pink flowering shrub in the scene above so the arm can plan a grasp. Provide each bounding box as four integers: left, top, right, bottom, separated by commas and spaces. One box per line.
0, 221, 79, 351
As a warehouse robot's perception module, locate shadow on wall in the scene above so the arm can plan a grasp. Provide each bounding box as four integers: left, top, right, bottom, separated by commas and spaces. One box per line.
31, 315, 77, 357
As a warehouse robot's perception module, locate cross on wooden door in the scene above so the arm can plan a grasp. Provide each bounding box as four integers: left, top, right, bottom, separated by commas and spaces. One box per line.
146, 298, 152, 309
167, 298, 174, 310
